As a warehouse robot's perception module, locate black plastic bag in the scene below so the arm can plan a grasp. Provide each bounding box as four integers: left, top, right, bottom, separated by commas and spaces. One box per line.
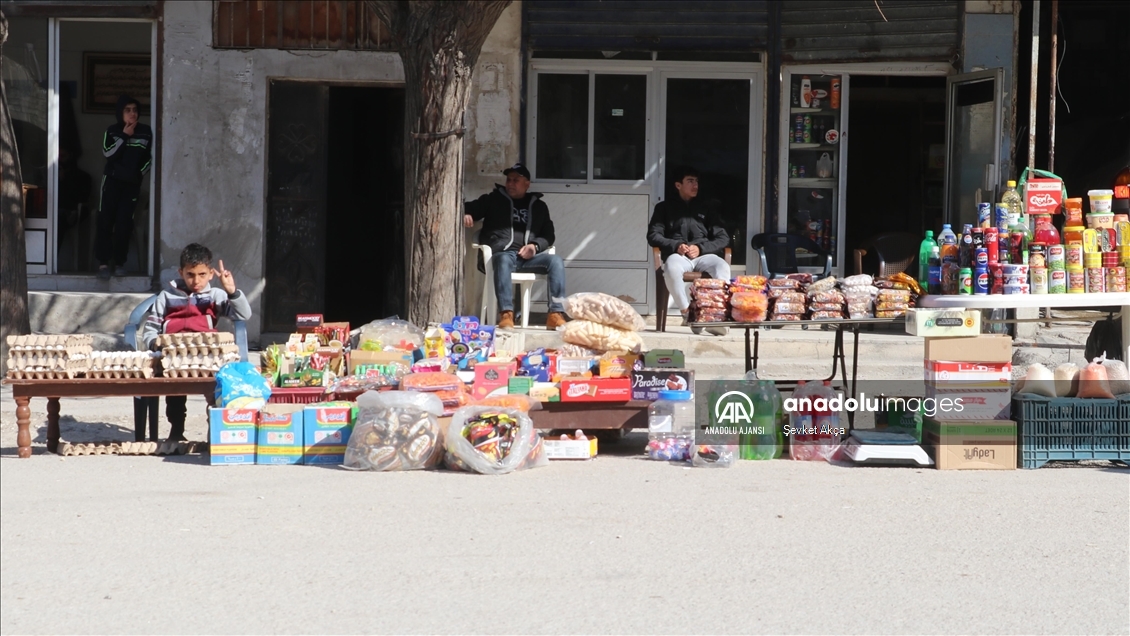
1085, 315, 1123, 362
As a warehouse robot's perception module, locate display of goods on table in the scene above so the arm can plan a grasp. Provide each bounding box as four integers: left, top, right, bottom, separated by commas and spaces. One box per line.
714, 272, 918, 323
691, 278, 729, 322
344, 390, 445, 471
5, 334, 93, 379
157, 332, 240, 378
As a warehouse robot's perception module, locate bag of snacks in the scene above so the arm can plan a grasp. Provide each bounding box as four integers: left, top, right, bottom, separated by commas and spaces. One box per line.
732, 307, 767, 323
767, 278, 800, 289
807, 290, 845, 304
771, 290, 806, 304
1077, 355, 1116, 398
692, 278, 728, 290
556, 343, 600, 358
358, 318, 424, 352
876, 289, 912, 303
561, 320, 645, 353
770, 313, 803, 322
733, 275, 768, 289
694, 308, 729, 323
444, 406, 548, 474
841, 274, 873, 287
560, 292, 647, 332
472, 394, 542, 412
810, 302, 844, 313
807, 276, 838, 293
875, 309, 908, 318
810, 311, 845, 321
771, 302, 806, 315
344, 390, 445, 471
786, 273, 814, 285
400, 372, 463, 392
731, 292, 769, 311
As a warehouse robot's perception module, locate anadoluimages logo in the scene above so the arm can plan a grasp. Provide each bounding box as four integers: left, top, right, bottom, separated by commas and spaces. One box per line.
714, 391, 755, 425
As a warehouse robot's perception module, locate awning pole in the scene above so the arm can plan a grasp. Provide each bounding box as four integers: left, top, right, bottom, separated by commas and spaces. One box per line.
1048, 0, 1058, 172
1028, 0, 1040, 171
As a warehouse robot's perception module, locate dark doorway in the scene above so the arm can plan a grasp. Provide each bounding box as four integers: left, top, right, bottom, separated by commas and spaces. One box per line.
325, 86, 405, 328
844, 76, 946, 273
264, 82, 404, 334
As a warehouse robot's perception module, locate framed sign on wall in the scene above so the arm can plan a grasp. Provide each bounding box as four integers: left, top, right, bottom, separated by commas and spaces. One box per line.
82, 53, 151, 115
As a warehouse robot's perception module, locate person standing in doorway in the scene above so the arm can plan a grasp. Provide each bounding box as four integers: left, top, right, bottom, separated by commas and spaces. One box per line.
647, 166, 731, 336
95, 95, 152, 279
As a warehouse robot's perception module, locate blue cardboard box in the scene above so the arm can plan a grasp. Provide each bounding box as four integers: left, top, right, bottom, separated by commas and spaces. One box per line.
257, 404, 304, 465
302, 401, 356, 465
208, 407, 258, 465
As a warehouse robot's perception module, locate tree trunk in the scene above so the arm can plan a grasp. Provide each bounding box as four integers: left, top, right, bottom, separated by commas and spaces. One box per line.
0, 12, 32, 373
367, 0, 510, 327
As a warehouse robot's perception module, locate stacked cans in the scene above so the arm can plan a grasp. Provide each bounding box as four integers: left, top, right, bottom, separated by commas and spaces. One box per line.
1048, 245, 1067, 293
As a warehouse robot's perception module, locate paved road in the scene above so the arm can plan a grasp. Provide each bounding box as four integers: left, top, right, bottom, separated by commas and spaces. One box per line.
1, 392, 1128, 634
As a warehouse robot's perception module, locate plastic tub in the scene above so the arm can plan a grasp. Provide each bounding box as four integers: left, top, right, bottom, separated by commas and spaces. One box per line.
1087, 213, 1114, 230
1088, 189, 1114, 213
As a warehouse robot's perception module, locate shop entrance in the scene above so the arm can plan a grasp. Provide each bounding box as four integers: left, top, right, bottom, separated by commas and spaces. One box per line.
264, 82, 404, 333
844, 76, 946, 271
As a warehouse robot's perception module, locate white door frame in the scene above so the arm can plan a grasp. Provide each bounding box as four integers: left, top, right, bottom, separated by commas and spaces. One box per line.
45, 17, 156, 277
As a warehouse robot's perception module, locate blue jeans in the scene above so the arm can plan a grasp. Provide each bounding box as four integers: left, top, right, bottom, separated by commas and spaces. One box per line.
492, 251, 566, 313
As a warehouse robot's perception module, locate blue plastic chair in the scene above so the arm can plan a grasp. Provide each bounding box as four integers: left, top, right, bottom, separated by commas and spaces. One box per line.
124, 294, 249, 441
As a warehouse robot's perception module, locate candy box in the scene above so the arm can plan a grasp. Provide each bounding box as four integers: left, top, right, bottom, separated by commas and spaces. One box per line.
631, 368, 694, 401
643, 349, 685, 368
923, 335, 1013, 363
256, 404, 304, 465
508, 376, 535, 395
209, 407, 258, 465
599, 352, 640, 379
518, 348, 556, 382
472, 362, 514, 399
560, 377, 632, 403
529, 382, 560, 402
349, 350, 413, 374
303, 401, 357, 465
542, 434, 598, 460
295, 314, 323, 330
557, 356, 597, 378
923, 418, 1016, 470
443, 316, 495, 370
905, 309, 981, 337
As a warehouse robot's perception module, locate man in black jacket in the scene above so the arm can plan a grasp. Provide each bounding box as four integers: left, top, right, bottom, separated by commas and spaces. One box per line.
464, 163, 567, 329
95, 95, 153, 279
647, 166, 731, 334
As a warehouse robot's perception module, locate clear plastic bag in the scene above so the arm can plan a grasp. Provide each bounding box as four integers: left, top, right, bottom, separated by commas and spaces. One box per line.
556, 343, 600, 358
810, 311, 845, 321
472, 394, 543, 412
768, 278, 801, 289
807, 276, 838, 293
842, 285, 879, 300
875, 301, 911, 312
344, 390, 445, 471
808, 290, 845, 304
770, 290, 806, 303
786, 273, 814, 285
358, 318, 424, 352
732, 307, 767, 323
770, 313, 803, 322
733, 275, 768, 289
810, 302, 844, 312
876, 289, 912, 303
772, 302, 806, 315
875, 309, 907, 318
559, 292, 647, 332
444, 406, 548, 474
841, 274, 874, 287
692, 278, 728, 290
731, 292, 769, 311
1077, 354, 1116, 398
561, 320, 645, 353
400, 372, 463, 392
691, 444, 736, 467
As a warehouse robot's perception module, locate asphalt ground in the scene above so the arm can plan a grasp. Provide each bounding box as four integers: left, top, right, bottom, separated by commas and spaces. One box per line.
2, 391, 1128, 635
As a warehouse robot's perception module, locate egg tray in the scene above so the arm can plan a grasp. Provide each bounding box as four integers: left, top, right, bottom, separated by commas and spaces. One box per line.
155, 332, 234, 348
5, 369, 87, 380
160, 343, 240, 359
6, 354, 91, 372
6, 334, 94, 351
56, 440, 209, 456
88, 351, 160, 378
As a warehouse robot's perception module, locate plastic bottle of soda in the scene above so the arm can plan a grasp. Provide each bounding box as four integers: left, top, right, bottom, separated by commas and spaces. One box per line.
959, 224, 974, 268
937, 224, 959, 294
918, 230, 936, 288
742, 381, 780, 461
927, 244, 942, 295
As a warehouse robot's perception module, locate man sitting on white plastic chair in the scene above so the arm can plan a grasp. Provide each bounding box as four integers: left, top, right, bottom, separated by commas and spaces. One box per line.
464, 163, 568, 330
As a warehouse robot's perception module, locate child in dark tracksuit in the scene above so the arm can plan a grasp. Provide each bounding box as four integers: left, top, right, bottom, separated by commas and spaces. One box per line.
96, 94, 153, 278
141, 244, 252, 441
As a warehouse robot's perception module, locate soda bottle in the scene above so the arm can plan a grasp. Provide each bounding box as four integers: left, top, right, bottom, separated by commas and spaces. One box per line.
741, 381, 780, 461
1002, 180, 1023, 220
927, 245, 942, 295
1033, 214, 1060, 245
937, 224, 959, 294
1008, 214, 1033, 265
918, 230, 936, 288
959, 224, 974, 268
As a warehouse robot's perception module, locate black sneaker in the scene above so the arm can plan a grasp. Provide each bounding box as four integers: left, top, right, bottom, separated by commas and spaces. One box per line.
113, 266, 128, 277
97, 266, 111, 280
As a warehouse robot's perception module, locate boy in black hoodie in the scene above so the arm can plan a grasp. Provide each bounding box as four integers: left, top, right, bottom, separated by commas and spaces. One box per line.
95, 95, 153, 279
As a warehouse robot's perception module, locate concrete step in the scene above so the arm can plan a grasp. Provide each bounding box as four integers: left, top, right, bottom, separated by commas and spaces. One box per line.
29, 291, 154, 334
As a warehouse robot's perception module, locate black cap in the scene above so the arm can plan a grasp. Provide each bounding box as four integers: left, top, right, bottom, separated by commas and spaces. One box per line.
503, 163, 531, 180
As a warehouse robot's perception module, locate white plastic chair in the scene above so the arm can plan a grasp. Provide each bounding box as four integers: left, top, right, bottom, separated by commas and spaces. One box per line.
472, 231, 556, 327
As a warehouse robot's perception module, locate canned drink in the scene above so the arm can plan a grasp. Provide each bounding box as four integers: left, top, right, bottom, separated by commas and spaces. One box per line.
985, 228, 999, 264
1009, 232, 1027, 264
1086, 267, 1106, 294
959, 268, 973, 294
977, 203, 992, 229
974, 247, 988, 267
995, 204, 1009, 231
1106, 266, 1127, 293
1066, 245, 1084, 269
1031, 267, 1048, 294
971, 228, 985, 249
798, 165, 807, 178
1068, 269, 1086, 293
794, 114, 805, 143
1047, 245, 1065, 269
1028, 243, 1047, 268
990, 264, 1005, 294
1049, 268, 1067, 293
802, 115, 813, 143
974, 265, 989, 294
790, 164, 799, 178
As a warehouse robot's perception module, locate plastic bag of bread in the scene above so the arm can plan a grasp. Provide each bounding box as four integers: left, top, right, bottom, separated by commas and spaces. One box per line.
561, 320, 645, 353
731, 292, 769, 311
345, 390, 445, 471
556, 343, 600, 357
1076, 355, 1115, 399
732, 307, 767, 323
1054, 363, 1079, 397
1020, 364, 1057, 397
1102, 357, 1130, 395
560, 292, 647, 332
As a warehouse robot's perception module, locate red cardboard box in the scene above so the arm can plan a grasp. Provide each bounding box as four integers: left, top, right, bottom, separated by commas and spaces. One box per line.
1025, 178, 1063, 215
924, 361, 1012, 387
472, 362, 514, 399
560, 377, 631, 402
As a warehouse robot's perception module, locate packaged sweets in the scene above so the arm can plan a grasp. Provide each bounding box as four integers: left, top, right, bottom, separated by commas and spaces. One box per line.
807, 276, 838, 293
876, 289, 912, 303
400, 372, 463, 392
810, 302, 844, 313
810, 310, 845, 320
768, 278, 801, 289
692, 278, 728, 290
444, 407, 547, 474
875, 309, 908, 318
769, 313, 803, 322
807, 290, 845, 304
771, 302, 806, 315
730, 292, 769, 311
770, 290, 806, 304
344, 391, 445, 471
732, 307, 767, 323
841, 274, 874, 287
732, 275, 768, 289
785, 273, 814, 285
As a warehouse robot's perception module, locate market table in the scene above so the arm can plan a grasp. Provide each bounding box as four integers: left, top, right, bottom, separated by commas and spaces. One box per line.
918, 293, 1130, 363
3, 378, 215, 458
530, 400, 650, 432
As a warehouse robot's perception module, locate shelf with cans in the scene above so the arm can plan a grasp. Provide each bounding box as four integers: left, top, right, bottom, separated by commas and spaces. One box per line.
784, 74, 844, 265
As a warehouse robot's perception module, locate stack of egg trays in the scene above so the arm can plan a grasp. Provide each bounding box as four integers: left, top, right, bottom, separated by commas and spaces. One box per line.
88, 351, 161, 379
158, 332, 240, 378
5, 334, 93, 379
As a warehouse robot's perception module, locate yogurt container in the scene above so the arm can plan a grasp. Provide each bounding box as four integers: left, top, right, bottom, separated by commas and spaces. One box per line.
1003, 283, 1030, 295
1088, 189, 1114, 213
1087, 213, 1114, 230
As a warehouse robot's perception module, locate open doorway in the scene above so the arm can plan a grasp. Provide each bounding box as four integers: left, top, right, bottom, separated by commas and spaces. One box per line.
844, 76, 946, 273
263, 82, 404, 334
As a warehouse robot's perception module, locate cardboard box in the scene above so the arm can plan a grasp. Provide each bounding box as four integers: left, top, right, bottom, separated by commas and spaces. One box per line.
923, 335, 1013, 363
296, 314, 323, 330
472, 362, 513, 399
256, 404, 304, 465
560, 377, 632, 402
348, 350, 414, 374
518, 350, 555, 382
905, 309, 981, 337
303, 402, 356, 465
557, 356, 597, 377
209, 407, 258, 465
508, 376, 535, 395
543, 435, 598, 460
924, 360, 1012, 387
924, 385, 1012, 421
643, 349, 685, 368
529, 382, 560, 402
923, 418, 1017, 470
598, 352, 639, 379
630, 368, 695, 401
1024, 178, 1063, 216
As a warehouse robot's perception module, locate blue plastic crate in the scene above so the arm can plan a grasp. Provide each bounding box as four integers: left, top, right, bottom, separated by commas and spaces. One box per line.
1012, 394, 1130, 469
